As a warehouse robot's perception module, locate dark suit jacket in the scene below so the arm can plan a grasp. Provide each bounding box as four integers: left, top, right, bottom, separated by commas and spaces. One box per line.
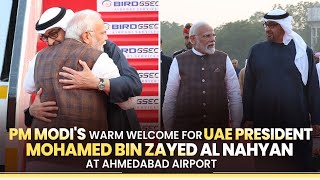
160, 52, 173, 129
104, 40, 142, 131
25, 40, 142, 132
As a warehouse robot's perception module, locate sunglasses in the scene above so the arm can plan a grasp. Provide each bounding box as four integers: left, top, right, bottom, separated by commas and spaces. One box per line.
39, 28, 62, 42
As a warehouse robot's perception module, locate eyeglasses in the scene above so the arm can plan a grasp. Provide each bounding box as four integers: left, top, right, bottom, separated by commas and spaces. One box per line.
39, 28, 62, 42
263, 21, 279, 29
195, 33, 216, 40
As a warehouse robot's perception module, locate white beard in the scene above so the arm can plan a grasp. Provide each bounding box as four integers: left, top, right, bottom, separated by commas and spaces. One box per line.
205, 47, 215, 54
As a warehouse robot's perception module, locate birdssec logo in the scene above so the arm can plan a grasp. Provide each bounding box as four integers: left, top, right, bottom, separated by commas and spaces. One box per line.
138, 70, 159, 83
120, 46, 159, 59
102, 0, 158, 7
135, 96, 159, 110
105, 22, 158, 35
102, 0, 112, 7
98, 0, 158, 12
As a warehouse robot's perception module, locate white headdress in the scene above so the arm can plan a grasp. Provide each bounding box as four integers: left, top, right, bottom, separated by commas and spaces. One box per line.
36, 7, 74, 34
264, 9, 308, 85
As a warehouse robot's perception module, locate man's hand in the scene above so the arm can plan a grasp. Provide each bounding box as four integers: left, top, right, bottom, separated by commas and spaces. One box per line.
312, 125, 320, 137
313, 148, 320, 156
59, 60, 99, 90
29, 88, 58, 123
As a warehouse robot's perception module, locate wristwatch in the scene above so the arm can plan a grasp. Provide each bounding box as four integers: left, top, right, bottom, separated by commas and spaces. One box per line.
98, 78, 105, 91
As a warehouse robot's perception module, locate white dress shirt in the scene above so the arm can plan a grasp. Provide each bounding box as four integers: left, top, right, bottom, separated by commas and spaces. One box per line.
24, 52, 135, 110
162, 48, 243, 130
317, 63, 320, 86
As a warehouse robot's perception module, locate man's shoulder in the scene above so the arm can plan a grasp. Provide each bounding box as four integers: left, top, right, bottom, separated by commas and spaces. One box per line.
104, 40, 121, 60
37, 43, 56, 54
86, 46, 104, 56
36, 43, 62, 59
251, 41, 269, 49
306, 46, 313, 55
72, 40, 104, 59
161, 53, 173, 62
64, 38, 101, 52
240, 67, 246, 74
214, 49, 228, 56
173, 49, 187, 58
104, 40, 117, 50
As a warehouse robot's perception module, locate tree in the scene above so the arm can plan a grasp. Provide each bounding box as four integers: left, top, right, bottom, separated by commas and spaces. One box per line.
314, 41, 320, 53
160, 1, 320, 67
161, 21, 185, 57
215, 20, 265, 68
248, 11, 265, 23
213, 1, 319, 67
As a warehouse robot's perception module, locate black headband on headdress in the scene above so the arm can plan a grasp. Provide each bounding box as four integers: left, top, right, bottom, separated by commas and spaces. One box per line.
35, 7, 66, 31
264, 12, 289, 20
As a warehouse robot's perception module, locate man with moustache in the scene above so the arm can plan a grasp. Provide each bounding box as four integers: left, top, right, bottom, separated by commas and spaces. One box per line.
24, 10, 132, 171
172, 23, 193, 58
232, 59, 241, 77
162, 21, 242, 173
163, 21, 242, 131
243, 9, 320, 171
24, 7, 141, 132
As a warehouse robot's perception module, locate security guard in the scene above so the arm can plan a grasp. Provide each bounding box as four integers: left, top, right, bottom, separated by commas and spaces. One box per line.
172, 23, 192, 58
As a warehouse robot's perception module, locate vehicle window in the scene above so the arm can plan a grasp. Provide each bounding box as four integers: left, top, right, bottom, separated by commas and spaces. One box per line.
0, 0, 15, 81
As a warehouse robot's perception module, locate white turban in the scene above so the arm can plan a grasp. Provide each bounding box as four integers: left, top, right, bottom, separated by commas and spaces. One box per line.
264, 9, 309, 85
36, 7, 74, 34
